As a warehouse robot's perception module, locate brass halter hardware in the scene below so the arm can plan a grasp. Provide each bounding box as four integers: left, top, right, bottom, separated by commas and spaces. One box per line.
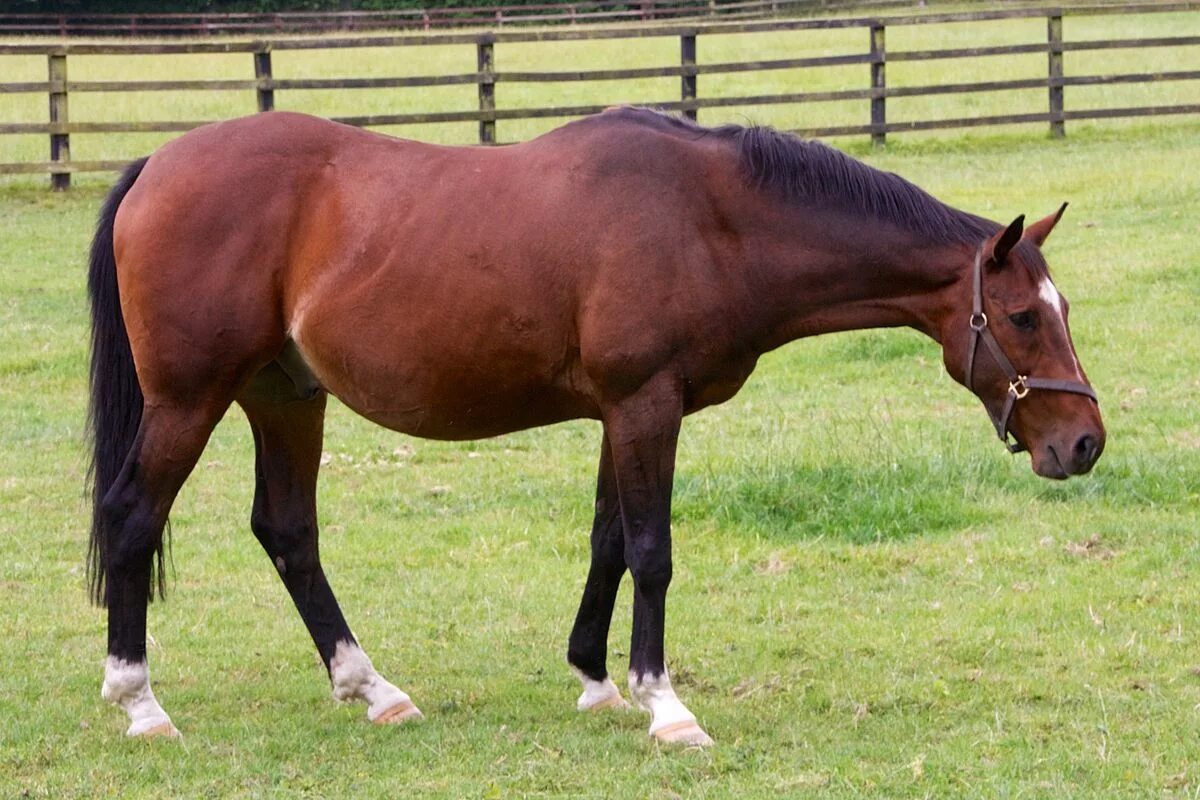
964, 246, 1098, 453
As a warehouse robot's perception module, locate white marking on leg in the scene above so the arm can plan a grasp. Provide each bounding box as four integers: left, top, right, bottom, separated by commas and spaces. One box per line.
629, 669, 713, 745
102, 657, 178, 737
1038, 276, 1084, 378
330, 640, 422, 723
571, 667, 629, 711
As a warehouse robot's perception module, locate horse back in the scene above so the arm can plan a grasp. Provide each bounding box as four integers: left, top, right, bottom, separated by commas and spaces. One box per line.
113, 111, 756, 437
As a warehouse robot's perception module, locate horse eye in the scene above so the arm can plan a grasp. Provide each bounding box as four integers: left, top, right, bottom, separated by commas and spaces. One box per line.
1008, 311, 1036, 331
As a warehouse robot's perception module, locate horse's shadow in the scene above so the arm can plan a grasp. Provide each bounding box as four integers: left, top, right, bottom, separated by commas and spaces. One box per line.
672, 458, 990, 544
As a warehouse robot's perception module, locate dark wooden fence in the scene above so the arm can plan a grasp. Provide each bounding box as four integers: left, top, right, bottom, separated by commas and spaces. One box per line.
1, 2, 1198, 189
0, 0, 905, 35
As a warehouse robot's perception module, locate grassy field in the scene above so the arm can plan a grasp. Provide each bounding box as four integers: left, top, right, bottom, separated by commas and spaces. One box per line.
2, 10, 1200, 800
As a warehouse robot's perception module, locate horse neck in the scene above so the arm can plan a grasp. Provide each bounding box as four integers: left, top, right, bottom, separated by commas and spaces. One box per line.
741, 208, 972, 354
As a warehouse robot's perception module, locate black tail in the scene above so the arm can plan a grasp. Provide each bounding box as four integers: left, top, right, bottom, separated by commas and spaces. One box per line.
87, 157, 152, 607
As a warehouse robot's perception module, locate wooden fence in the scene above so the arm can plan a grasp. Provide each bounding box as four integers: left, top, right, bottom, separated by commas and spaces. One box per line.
1, 2, 1198, 189
0, 0, 902, 35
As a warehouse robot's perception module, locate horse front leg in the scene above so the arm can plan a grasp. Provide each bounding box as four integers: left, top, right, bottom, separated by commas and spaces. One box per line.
602, 376, 713, 746
567, 433, 630, 712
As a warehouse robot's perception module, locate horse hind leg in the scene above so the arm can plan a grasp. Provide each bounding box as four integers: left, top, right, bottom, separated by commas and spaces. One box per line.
238, 363, 422, 725
100, 400, 228, 737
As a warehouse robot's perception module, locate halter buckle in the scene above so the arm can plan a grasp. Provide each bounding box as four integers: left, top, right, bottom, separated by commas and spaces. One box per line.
969, 312, 988, 331
1008, 376, 1030, 400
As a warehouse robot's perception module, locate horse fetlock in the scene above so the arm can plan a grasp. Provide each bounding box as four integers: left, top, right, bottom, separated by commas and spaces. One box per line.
329, 640, 421, 724
572, 668, 629, 711
628, 670, 712, 745
102, 656, 178, 738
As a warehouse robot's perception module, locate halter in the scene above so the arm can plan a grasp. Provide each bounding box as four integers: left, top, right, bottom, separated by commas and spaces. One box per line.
964, 246, 1098, 453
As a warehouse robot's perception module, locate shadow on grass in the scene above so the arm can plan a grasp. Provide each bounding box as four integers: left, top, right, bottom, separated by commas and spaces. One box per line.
673, 445, 1197, 544
673, 458, 987, 544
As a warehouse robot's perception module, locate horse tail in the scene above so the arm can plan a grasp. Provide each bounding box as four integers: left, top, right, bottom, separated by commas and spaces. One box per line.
87, 156, 151, 607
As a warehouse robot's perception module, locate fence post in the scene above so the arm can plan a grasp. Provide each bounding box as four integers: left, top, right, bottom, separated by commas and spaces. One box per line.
869, 23, 886, 147
47, 52, 69, 191
681, 32, 697, 121
477, 37, 496, 144
254, 47, 275, 112
1048, 13, 1064, 138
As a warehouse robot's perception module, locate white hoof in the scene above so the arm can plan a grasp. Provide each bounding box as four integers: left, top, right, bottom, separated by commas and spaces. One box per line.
132, 720, 181, 739
575, 673, 630, 712
371, 699, 424, 725
330, 641, 418, 725
652, 719, 714, 747
102, 657, 178, 739
630, 669, 711, 746
584, 692, 630, 712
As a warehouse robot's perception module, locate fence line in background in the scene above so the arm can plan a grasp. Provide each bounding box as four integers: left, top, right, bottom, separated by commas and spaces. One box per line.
0, 0, 912, 36
1, 2, 1198, 188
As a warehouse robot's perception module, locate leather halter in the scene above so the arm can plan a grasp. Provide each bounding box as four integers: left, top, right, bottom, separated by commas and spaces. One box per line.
964, 246, 1098, 453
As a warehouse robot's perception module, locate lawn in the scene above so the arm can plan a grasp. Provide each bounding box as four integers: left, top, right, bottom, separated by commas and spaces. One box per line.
1, 10, 1200, 800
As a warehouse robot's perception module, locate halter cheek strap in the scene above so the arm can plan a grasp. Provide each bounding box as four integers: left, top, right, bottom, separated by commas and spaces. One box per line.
964, 246, 1098, 453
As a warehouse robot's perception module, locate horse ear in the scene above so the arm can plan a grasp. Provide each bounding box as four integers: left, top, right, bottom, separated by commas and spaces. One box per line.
985, 215, 1025, 268
1023, 202, 1068, 248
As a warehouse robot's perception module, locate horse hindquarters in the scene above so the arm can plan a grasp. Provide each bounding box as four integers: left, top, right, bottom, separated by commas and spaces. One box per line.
88, 159, 226, 736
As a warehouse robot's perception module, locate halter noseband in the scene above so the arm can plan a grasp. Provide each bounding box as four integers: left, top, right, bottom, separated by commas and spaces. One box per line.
964, 246, 1098, 453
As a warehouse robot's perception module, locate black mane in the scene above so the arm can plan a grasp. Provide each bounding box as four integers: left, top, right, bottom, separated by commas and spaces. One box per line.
610, 108, 1000, 246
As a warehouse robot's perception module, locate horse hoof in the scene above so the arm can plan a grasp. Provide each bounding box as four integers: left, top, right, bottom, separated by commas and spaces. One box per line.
372, 700, 424, 725
583, 692, 630, 712
135, 721, 181, 739
652, 720, 714, 747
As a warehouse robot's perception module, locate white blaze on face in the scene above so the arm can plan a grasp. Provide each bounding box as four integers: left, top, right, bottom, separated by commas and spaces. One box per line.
1038, 276, 1064, 315
102, 656, 176, 737
1038, 276, 1083, 379
329, 640, 413, 722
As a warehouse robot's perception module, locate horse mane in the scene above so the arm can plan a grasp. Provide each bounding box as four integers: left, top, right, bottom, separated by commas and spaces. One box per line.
603, 107, 1001, 246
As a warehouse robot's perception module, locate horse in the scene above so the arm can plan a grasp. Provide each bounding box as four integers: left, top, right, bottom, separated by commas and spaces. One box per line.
87, 107, 1104, 746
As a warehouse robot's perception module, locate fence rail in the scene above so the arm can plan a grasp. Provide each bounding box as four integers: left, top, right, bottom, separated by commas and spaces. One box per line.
1, 1, 1198, 187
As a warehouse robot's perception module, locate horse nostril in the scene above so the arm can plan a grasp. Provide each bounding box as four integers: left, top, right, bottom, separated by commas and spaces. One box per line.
1074, 434, 1099, 467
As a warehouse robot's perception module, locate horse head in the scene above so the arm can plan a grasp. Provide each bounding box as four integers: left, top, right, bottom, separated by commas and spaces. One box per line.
942, 205, 1105, 478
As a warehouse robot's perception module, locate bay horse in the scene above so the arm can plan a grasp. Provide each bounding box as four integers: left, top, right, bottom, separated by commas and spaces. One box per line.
88, 108, 1104, 745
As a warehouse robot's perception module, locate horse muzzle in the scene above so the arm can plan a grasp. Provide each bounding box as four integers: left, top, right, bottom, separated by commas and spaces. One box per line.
1031, 426, 1106, 479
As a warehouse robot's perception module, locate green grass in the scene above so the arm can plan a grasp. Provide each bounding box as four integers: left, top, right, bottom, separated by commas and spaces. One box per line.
2, 13, 1200, 800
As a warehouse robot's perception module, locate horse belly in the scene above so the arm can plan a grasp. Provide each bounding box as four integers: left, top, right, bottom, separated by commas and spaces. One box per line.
292, 300, 596, 440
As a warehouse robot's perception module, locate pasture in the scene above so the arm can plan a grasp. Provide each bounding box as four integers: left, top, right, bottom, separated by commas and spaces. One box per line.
2, 13, 1200, 800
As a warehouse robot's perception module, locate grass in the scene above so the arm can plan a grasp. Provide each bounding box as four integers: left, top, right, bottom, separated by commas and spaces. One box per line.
2, 11, 1200, 800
